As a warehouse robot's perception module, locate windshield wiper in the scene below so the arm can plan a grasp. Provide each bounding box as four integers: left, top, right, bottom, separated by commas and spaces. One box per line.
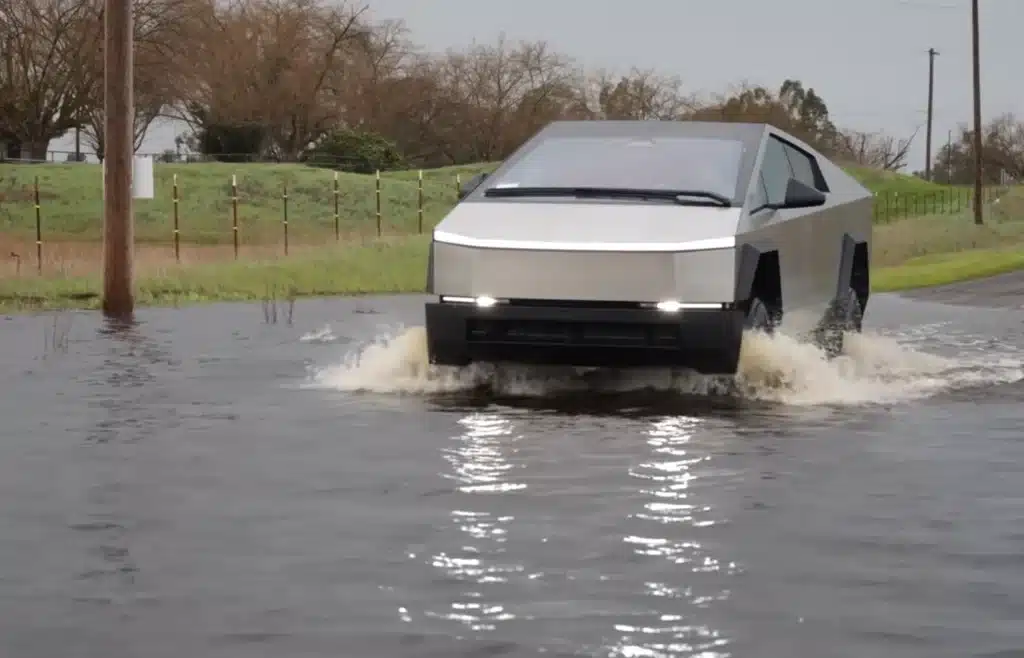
483, 186, 731, 207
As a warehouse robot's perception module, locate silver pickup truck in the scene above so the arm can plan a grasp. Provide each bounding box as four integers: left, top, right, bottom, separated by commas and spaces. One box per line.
423, 119, 873, 375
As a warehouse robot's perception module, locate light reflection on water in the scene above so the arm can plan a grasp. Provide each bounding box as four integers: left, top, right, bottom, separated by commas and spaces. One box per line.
423, 413, 526, 633
608, 416, 736, 658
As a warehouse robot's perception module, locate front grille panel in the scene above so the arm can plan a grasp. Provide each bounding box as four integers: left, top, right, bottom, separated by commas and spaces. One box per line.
503, 298, 647, 310
467, 318, 681, 349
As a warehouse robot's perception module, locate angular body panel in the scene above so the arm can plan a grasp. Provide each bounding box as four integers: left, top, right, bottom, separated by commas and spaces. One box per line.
423, 120, 873, 374
430, 203, 740, 303
431, 242, 736, 304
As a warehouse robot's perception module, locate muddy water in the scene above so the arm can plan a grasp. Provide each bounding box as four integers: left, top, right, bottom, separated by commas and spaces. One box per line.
0, 292, 1022, 657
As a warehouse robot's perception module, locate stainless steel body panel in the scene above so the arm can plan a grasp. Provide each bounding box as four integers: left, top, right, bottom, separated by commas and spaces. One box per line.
737, 196, 872, 335
430, 203, 740, 303
733, 135, 874, 336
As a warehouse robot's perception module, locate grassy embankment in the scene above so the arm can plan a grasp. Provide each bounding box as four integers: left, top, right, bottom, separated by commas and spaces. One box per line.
0, 160, 1020, 311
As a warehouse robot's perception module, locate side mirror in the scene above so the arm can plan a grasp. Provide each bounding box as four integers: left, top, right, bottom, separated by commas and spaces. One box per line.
457, 172, 488, 200
779, 178, 826, 209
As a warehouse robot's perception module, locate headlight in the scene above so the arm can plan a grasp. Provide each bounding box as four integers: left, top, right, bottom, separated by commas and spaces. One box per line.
653, 301, 725, 312
440, 295, 501, 307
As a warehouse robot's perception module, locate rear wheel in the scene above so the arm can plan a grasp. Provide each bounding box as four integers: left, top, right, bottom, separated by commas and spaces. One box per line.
818, 287, 862, 358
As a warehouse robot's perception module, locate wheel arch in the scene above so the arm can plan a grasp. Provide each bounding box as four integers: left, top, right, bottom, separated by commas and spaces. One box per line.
734, 243, 783, 316
835, 233, 870, 312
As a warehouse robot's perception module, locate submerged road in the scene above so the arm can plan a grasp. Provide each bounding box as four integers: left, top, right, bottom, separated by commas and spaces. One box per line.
901, 269, 1024, 308
0, 282, 1021, 658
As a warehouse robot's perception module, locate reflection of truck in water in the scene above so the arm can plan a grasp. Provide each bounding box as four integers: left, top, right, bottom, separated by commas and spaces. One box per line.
423, 120, 873, 375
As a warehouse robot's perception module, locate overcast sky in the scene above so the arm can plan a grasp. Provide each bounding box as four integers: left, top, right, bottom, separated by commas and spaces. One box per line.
53, 0, 1021, 172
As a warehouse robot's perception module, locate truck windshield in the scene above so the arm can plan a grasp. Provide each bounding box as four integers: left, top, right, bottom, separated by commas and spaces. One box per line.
482, 135, 745, 203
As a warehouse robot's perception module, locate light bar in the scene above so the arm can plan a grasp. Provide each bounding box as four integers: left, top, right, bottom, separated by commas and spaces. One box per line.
432, 230, 736, 252
440, 295, 501, 307
653, 301, 725, 312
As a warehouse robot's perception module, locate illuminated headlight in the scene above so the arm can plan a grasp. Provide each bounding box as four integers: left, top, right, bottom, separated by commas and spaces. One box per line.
440, 295, 501, 307
653, 301, 725, 312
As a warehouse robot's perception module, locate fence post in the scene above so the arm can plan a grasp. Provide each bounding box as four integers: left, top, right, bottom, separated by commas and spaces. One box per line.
282, 181, 289, 256
455, 173, 461, 199
172, 173, 180, 263
375, 170, 381, 237
232, 174, 239, 259
417, 169, 424, 233
333, 171, 339, 241
34, 176, 41, 274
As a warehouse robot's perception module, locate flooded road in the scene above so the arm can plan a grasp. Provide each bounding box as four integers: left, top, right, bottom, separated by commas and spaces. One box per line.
0, 290, 1022, 657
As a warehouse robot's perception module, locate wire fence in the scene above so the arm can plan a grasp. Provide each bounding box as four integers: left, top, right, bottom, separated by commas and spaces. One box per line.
1, 168, 471, 275
871, 185, 1008, 223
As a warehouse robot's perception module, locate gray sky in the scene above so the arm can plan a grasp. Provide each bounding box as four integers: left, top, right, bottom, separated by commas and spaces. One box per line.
52, 0, 1020, 172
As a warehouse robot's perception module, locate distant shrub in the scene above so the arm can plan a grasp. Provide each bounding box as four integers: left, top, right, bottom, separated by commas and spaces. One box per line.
304, 129, 405, 174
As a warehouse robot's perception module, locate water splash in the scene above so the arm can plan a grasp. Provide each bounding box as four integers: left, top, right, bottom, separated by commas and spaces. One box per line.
299, 325, 338, 343
309, 323, 1024, 406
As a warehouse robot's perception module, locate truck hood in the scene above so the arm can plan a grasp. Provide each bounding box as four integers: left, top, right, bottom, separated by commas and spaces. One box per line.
433, 201, 742, 252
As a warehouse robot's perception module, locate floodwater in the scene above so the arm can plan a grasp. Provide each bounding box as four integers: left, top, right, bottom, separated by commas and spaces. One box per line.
1, 285, 1023, 658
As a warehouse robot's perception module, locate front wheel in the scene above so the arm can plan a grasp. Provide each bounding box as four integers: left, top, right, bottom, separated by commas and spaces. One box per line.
818, 287, 862, 358
744, 296, 775, 333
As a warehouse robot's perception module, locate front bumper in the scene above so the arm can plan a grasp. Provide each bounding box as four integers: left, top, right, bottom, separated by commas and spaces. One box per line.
424, 299, 746, 375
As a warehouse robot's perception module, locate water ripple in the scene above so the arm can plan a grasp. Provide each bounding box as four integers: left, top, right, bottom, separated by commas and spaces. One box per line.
609, 416, 737, 657
421, 413, 527, 633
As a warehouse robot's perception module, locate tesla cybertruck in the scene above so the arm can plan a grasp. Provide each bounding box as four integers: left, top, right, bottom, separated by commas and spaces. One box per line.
423, 120, 873, 375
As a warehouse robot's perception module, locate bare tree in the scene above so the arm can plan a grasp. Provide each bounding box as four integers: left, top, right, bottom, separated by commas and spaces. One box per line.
343, 17, 415, 128
0, 0, 102, 160
175, 0, 369, 159
80, 0, 197, 158
581, 67, 697, 120
980, 113, 1024, 181
835, 128, 917, 171
431, 34, 578, 162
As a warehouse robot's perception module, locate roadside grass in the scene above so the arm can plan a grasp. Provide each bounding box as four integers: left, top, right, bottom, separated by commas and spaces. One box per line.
0, 162, 483, 243
0, 235, 431, 311
871, 196, 1024, 290
872, 248, 1024, 292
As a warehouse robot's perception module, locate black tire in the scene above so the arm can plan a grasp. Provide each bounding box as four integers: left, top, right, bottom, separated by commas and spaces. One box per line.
818, 287, 862, 358
744, 297, 774, 333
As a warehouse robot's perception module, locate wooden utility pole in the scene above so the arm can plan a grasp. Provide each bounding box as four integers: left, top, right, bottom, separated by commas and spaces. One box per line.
102, 0, 135, 316
925, 48, 938, 181
971, 0, 983, 224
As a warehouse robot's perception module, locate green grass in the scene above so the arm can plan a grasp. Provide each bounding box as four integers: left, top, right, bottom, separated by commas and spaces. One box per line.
842, 165, 1003, 223
0, 235, 432, 311
873, 247, 1024, 292
0, 162, 492, 243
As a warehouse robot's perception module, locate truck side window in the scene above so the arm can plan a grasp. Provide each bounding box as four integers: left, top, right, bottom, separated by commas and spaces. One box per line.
783, 143, 823, 192
761, 137, 794, 206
